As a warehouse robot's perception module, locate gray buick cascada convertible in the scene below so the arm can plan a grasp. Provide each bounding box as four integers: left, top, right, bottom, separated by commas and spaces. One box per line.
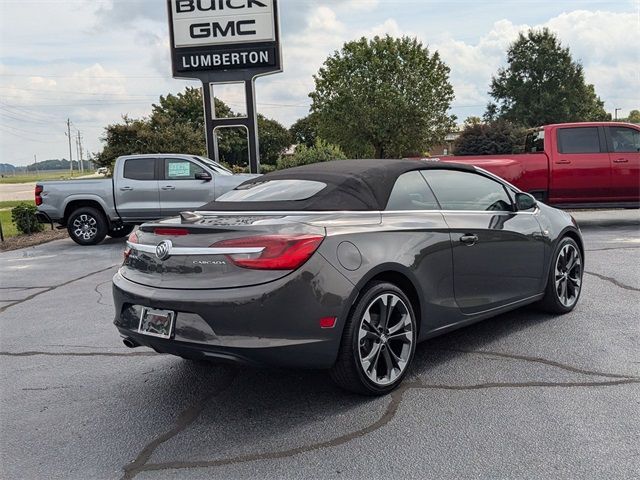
113, 159, 584, 395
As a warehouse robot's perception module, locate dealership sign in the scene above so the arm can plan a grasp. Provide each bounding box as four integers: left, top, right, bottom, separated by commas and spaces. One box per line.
166, 0, 283, 174
167, 0, 281, 76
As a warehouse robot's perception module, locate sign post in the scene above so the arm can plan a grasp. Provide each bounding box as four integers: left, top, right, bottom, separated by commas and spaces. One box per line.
167, 0, 282, 174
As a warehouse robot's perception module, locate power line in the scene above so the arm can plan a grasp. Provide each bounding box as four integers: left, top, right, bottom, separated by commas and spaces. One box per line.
0, 85, 161, 98
0, 126, 61, 143
0, 122, 61, 136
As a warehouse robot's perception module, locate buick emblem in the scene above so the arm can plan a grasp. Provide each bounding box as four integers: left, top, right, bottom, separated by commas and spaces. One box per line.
155, 240, 173, 261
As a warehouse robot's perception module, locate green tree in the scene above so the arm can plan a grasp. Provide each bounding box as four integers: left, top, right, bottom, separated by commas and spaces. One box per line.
453, 120, 527, 156
625, 109, 640, 124
310, 35, 456, 159
488, 28, 610, 127
290, 114, 318, 148
257, 115, 292, 165
95, 87, 291, 170
277, 139, 346, 170
463, 116, 482, 128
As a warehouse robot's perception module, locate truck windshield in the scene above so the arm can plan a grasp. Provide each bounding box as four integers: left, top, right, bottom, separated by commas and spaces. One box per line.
194, 157, 233, 176
524, 130, 545, 153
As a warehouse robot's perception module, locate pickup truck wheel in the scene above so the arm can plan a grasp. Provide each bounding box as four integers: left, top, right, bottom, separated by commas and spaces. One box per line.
67, 207, 108, 246
108, 225, 134, 239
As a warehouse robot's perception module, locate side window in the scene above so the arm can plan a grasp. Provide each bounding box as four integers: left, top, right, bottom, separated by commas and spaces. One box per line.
609, 127, 640, 153
386, 171, 440, 211
123, 159, 156, 181
557, 127, 601, 154
165, 159, 205, 180
423, 170, 513, 212
524, 130, 545, 153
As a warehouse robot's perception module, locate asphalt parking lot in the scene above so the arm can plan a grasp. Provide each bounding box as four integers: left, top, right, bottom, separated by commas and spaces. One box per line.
1, 210, 638, 480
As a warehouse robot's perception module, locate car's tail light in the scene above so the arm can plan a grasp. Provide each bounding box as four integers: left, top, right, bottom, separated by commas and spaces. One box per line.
212, 234, 325, 270
35, 185, 43, 206
124, 231, 139, 260
154, 228, 189, 236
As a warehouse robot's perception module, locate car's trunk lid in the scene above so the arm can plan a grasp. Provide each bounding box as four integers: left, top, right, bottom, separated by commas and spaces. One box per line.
121, 213, 326, 290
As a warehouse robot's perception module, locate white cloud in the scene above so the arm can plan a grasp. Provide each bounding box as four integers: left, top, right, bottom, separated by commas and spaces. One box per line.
0, 1, 637, 165
341, 0, 380, 12
430, 10, 639, 120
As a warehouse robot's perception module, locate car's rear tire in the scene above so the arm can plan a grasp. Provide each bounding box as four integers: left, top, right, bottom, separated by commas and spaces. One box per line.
67, 207, 108, 246
537, 237, 583, 314
330, 281, 417, 396
108, 224, 134, 239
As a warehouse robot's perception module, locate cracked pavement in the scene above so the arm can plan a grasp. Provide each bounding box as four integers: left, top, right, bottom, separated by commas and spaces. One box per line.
1, 210, 639, 479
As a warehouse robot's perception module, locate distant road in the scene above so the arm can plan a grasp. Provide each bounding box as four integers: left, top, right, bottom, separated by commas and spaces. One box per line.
0, 183, 35, 202
0, 174, 105, 202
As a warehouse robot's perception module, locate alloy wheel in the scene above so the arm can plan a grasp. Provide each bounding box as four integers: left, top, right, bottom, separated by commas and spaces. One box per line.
358, 293, 414, 386
72, 214, 98, 241
554, 243, 582, 308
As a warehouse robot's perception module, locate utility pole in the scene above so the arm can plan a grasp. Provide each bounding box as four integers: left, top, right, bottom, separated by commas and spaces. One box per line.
33, 154, 38, 175
75, 132, 82, 174
615, 108, 621, 121
66, 119, 74, 174
78, 131, 85, 173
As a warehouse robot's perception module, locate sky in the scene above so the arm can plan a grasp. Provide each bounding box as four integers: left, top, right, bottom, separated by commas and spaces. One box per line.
0, 0, 638, 166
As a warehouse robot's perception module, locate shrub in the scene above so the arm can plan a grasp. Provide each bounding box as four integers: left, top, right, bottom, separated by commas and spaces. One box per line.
260, 164, 277, 174
11, 203, 44, 235
277, 139, 347, 170
453, 120, 527, 156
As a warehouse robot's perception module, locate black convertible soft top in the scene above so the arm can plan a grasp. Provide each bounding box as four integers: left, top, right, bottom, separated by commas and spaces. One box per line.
201, 159, 477, 212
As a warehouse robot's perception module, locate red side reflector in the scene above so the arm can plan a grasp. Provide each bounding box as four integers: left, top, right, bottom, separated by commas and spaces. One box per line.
320, 317, 337, 329
154, 228, 189, 236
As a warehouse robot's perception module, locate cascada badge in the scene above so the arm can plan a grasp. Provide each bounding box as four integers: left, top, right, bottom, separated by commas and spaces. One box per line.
168, 0, 281, 75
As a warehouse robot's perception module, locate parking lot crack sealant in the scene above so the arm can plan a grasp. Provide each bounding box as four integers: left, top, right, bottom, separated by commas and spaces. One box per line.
585, 271, 640, 292
129, 373, 638, 478
442, 349, 639, 380
0, 264, 119, 314
120, 367, 239, 480
0, 351, 158, 357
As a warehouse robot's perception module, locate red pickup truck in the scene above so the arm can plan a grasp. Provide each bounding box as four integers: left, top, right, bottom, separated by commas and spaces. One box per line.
441, 122, 640, 208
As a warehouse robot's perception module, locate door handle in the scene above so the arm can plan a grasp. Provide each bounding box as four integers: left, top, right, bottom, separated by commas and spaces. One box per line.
120, 186, 133, 191
161, 186, 176, 191
555, 159, 571, 165
613, 158, 629, 163
460, 234, 479, 246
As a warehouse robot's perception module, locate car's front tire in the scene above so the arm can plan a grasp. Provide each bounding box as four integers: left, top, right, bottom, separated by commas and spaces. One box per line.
538, 237, 583, 314
67, 207, 108, 246
330, 281, 417, 396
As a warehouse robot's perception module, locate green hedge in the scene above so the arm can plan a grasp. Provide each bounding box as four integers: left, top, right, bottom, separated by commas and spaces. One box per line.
277, 139, 346, 170
11, 203, 44, 235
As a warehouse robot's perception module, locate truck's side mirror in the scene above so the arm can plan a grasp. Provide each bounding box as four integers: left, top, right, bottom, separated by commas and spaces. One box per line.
515, 192, 537, 211
195, 172, 212, 182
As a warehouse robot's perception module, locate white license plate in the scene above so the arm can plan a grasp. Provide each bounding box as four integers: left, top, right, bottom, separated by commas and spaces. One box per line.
138, 308, 175, 339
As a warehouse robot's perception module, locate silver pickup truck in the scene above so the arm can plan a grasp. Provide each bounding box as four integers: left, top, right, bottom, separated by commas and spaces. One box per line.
36, 154, 257, 245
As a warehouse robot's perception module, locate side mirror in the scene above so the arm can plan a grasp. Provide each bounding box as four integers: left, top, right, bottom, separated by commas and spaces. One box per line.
515, 192, 537, 211
195, 172, 212, 182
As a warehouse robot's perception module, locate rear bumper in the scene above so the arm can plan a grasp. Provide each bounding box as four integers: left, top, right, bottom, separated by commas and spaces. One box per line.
112, 259, 357, 369
36, 211, 54, 224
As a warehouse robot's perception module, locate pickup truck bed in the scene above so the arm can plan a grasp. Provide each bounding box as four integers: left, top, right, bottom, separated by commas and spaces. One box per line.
441, 122, 640, 208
